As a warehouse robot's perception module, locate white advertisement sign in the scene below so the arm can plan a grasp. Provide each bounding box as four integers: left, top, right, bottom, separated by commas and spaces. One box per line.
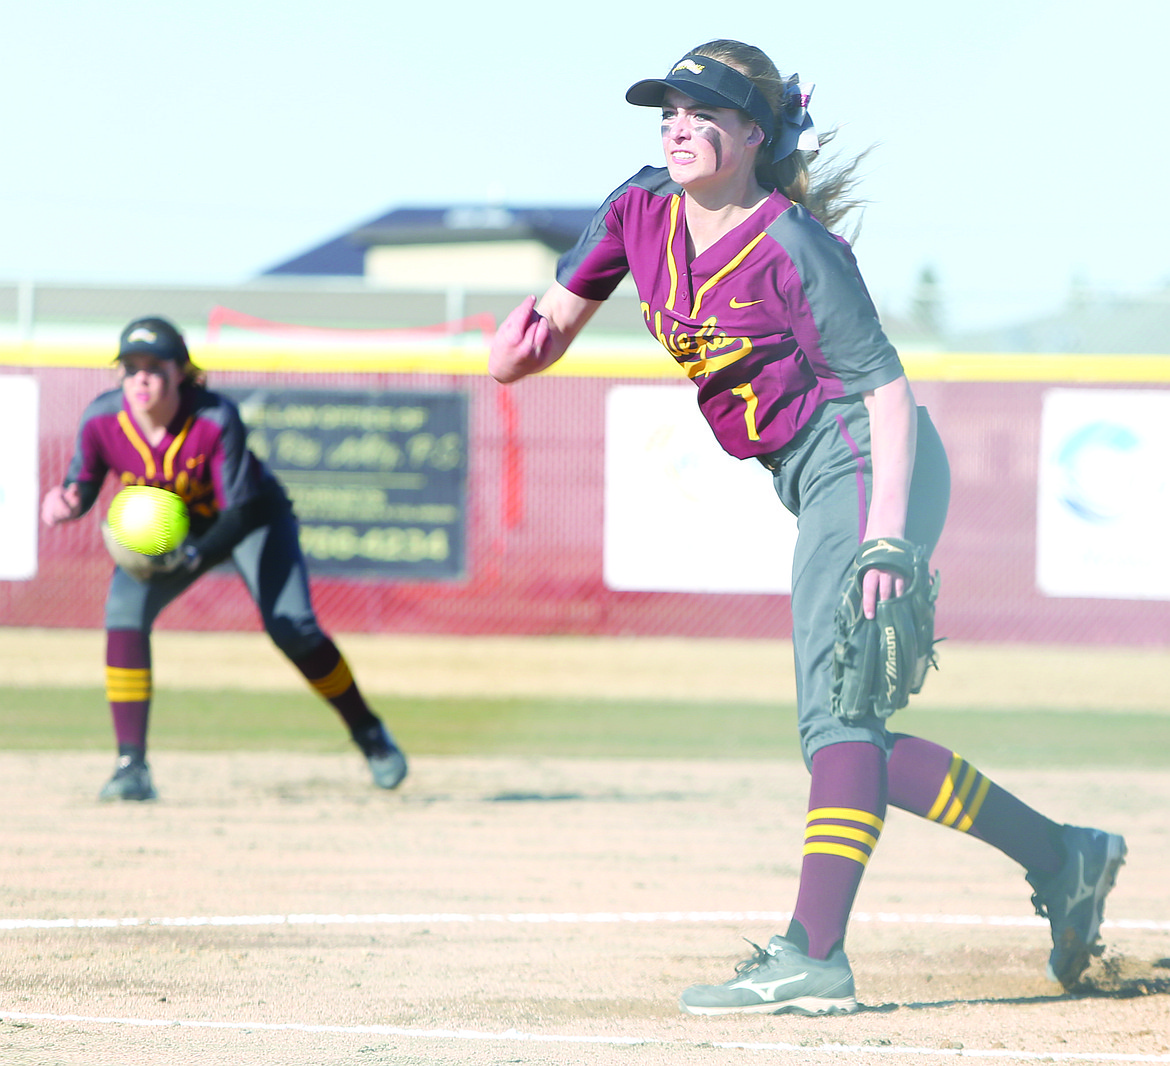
604, 384, 797, 593
1037, 388, 1170, 599
0, 375, 39, 580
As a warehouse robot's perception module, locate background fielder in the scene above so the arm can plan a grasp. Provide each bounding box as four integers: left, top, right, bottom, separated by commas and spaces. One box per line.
40, 316, 408, 801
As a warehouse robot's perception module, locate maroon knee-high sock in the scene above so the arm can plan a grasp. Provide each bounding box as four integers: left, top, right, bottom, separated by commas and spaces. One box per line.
291, 638, 379, 735
106, 628, 151, 758
887, 734, 1063, 878
787, 741, 887, 959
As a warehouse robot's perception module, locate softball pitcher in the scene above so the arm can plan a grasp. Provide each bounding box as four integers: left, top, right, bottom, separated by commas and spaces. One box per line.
490, 39, 1125, 1013
41, 316, 408, 801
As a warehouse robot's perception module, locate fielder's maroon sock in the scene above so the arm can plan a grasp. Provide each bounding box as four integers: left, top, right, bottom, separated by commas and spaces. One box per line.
106, 627, 151, 758
787, 741, 887, 960
887, 733, 1063, 879
291, 638, 379, 734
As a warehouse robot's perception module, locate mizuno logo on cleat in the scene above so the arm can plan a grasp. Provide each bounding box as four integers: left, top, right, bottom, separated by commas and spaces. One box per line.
1065, 854, 1096, 910
732, 972, 810, 1000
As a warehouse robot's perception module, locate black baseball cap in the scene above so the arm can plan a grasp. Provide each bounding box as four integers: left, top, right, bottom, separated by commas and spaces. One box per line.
117, 316, 190, 364
626, 54, 776, 147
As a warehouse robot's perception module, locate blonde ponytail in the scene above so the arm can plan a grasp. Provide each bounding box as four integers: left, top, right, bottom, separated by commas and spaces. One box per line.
690, 40, 870, 236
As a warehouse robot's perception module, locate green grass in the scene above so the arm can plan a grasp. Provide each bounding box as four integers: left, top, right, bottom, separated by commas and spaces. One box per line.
2, 687, 1168, 767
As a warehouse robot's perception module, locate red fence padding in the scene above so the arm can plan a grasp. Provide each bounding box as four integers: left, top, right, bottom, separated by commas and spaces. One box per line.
8, 365, 1170, 645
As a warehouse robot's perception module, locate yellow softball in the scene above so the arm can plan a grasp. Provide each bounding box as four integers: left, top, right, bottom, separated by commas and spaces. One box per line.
106, 486, 190, 556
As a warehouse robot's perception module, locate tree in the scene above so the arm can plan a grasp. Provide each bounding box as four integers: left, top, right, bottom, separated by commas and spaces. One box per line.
909, 264, 944, 338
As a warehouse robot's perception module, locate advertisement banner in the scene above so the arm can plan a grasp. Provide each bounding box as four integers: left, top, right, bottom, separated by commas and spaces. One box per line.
228, 388, 468, 579
604, 384, 797, 594
0, 375, 38, 581
1037, 388, 1170, 599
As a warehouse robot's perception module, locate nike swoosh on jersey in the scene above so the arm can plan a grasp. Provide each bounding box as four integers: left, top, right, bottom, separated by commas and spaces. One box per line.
729, 296, 764, 308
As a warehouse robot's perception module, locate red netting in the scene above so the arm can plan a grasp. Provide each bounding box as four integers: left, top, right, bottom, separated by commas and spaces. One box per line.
204, 304, 496, 344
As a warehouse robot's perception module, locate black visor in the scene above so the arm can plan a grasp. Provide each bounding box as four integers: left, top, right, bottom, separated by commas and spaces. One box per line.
626, 54, 775, 146
117, 316, 190, 364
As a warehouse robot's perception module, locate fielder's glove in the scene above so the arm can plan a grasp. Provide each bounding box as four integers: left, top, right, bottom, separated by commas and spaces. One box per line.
100, 521, 202, 583
829, 537, 940, 722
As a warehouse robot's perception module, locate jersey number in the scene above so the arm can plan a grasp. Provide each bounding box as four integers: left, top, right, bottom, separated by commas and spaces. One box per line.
732, 383, 761, 442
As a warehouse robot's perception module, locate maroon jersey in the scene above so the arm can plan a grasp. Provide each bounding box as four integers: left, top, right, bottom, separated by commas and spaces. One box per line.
65, 383, 274, 534
557, 167, 904, 459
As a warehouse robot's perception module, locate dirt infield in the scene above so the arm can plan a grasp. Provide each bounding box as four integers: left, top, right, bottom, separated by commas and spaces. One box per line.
2, 753, 1168, 1065
2, 631, 1169, 1064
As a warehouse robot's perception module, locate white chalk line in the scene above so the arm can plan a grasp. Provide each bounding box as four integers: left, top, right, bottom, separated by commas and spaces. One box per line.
2, 909, 1168, 932
2, 1010, 1169, 1063
5, 911, 1167, 1063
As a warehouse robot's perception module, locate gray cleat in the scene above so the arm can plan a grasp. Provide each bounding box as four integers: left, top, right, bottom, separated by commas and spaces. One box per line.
1027, 823, 1127, 989
680, 935, 858, 1016
98, 756, 158, 802
354, 721, 408, 790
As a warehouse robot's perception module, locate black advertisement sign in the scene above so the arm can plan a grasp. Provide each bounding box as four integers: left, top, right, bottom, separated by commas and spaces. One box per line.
228, 388, 467, 579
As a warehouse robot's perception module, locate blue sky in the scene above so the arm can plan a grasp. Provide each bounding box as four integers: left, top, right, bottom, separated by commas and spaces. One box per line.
2, 0, 1165, 331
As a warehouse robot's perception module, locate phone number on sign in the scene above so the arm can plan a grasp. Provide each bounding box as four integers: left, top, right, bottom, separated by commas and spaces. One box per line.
300, 525, 450, 562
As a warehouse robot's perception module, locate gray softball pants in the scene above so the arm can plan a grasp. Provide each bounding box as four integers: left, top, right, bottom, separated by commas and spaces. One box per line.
766, 398, 951, 765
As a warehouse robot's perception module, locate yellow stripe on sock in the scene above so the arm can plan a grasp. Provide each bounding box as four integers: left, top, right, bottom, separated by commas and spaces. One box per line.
925, 753, 964, 822
106, 666, 151, 702
803, 841, 873, 864
106, 684, 152, 701
805, 823, 880, 849
954, 775, 992, 833
309, 657, 354, 700
940, 762, 980, 827
806, 806, 885, 832
923, 753, 992, 834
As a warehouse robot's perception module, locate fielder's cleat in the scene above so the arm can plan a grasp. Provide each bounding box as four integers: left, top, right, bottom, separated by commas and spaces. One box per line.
98, 755, 158, 802
1027, 823, 1127, 990
679, 935, 858, 1016
354, 721, 408, 790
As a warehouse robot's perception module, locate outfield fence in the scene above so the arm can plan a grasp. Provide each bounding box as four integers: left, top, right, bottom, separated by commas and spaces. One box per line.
4, 340, 1170, 646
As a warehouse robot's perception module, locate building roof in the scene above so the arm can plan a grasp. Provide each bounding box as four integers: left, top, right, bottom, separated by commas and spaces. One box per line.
263, 205, 596, 277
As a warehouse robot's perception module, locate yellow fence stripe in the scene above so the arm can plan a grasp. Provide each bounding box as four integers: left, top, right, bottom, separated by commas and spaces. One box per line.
5, 342, 1170, 382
